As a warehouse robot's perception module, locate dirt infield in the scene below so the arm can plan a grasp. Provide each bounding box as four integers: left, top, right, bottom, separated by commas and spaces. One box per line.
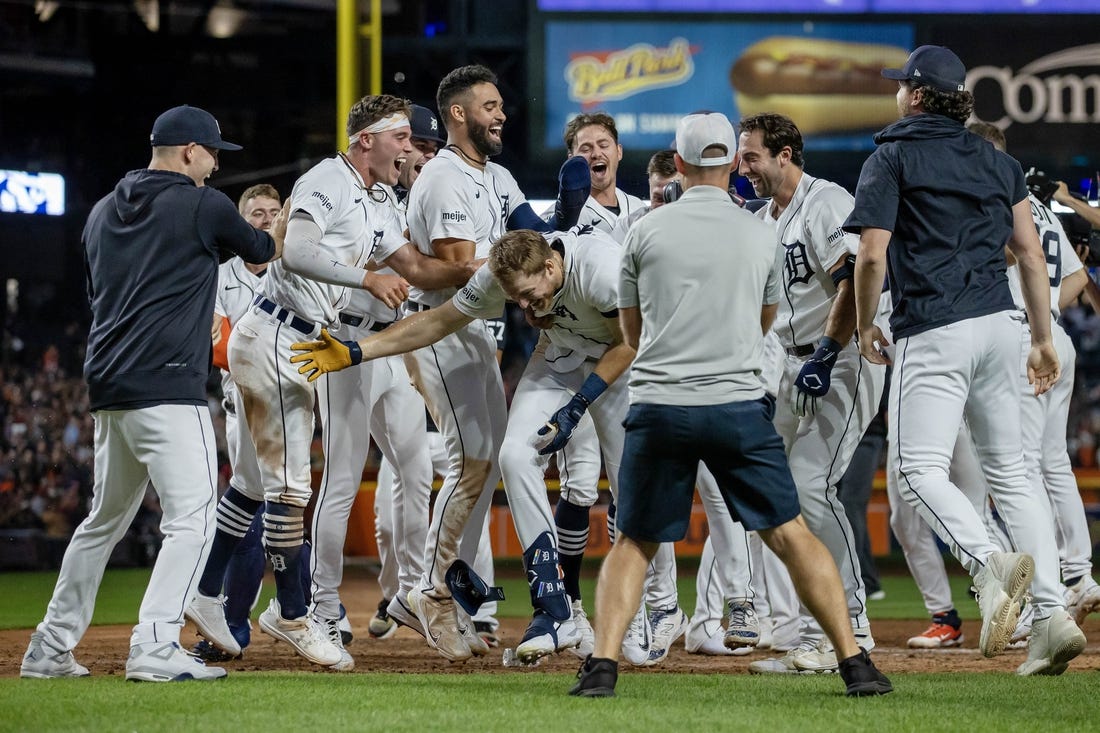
4, 571, 1099, 678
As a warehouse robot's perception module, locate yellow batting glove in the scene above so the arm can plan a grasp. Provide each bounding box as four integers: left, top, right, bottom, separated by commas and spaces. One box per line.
289, 328, 363, 382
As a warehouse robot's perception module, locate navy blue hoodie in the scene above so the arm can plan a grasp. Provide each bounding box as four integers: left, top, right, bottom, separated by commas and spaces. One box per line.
83, 169, 274, 411
844, 114, 1026, 340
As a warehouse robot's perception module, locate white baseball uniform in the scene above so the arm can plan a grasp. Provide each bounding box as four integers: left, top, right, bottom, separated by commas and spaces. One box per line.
762, 173, 886, 638
308, 183, 435, 623
402, 148, 519, 599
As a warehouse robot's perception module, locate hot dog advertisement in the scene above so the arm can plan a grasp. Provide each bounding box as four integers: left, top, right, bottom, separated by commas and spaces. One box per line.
541, 20, 914, 151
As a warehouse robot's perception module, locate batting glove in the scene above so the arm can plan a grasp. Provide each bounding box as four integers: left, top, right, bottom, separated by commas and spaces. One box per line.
534, 373, 608, 455
791, 336, 841, 417
289, 328, 362, 382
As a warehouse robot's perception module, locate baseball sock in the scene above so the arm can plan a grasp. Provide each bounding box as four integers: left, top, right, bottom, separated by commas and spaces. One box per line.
198, 486, 263, 598
933, 609, 962, 629
222, 510, 265, 630
263, 502, 308, 619
555, 499, 590, 601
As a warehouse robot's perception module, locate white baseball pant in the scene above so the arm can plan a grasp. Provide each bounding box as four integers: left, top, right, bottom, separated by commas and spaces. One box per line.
35, 405, 217, 652
890, 310, 1063, 615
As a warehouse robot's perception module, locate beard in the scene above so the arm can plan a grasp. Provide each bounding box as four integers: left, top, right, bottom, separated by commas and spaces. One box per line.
468, 118, 502, 158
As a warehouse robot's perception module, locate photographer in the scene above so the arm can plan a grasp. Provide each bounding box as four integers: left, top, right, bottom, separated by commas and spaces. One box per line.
1054, 181, 1100, 231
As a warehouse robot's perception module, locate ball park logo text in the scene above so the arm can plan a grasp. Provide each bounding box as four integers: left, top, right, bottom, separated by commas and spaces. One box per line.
565, 38, 696, 106
968, 43, 1100, 129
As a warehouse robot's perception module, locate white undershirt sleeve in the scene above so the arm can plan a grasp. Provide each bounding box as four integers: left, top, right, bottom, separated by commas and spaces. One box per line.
282, 213, 368, 289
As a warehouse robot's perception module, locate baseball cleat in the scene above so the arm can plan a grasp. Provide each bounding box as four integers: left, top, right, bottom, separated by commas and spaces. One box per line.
569, 600, 595, 660
1016, 610, 1086, 676
685, 626, 750, 656
646, 606, 689, 666
621, 603, 651, 666
319, 616, 355, 672
974, 552, 1034, 657
369, 598, 397, 640
569, 655, 618, 698
474, 621, 500, 649
749, 641, 831, 675
407, 588, 471, 662
258, 598, 342, 667
515, 611, 581, 664
907, 622, 964, 649
1064, 576, 1100, 625
125, 641, 226, 682
457, 609, 490, 657
723, 600, 760, 651
20, 632, 90, 679
386, 595, 425, 637
185, 593, 241, 658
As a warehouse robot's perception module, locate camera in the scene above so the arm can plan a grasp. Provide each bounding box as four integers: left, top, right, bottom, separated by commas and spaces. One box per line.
1025, 167, 1059, 207
663, 180, 748, 208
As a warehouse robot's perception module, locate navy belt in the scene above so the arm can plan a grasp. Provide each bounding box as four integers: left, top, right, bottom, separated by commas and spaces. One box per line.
339, 313, 393, 333
406, 301, 431, 313
786, 344, 815, 358
253, 296, 317, 336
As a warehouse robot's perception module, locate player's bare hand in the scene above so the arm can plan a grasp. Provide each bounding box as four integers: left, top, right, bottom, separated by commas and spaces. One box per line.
364, 273, 410, 309
268, 199, 290, 261
524, 306, 555, 330
289, 328, 363, 382
1026, 342, 1061, 396
858, 325, 892, 366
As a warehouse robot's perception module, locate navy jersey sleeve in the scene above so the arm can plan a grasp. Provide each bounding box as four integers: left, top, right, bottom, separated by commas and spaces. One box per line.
843, 146, 900, 234
199, 188, 276, 264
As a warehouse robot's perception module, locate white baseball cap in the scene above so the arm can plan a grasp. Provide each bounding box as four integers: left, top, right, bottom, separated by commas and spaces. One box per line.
675, 112, 736, 167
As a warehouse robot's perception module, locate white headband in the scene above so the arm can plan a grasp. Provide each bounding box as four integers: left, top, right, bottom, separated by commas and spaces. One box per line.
348, 113, 410, 146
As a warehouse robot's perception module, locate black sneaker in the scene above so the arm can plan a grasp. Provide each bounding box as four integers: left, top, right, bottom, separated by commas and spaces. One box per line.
191, 639, 236, 663
838, 649, 893, 697
569, 655, 618, 697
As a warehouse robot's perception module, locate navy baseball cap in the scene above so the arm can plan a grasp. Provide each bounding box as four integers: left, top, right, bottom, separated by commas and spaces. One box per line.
882, 45, 966, 93
150, 105, 242, 150
409, 104, 445, 145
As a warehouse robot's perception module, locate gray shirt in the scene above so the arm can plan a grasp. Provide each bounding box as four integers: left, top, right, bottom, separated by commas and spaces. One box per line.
619, 185, 781, 406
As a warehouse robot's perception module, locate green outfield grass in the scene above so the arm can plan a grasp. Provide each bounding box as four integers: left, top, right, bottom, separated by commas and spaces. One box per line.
1, 671, 1095, 732
0, 565, 980, 630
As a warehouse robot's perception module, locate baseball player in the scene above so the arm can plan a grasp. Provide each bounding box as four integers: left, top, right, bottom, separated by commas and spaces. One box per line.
970, 123, 1100, 626
21, 105, 278, 681
188, 183, 308, 663
393, 64, 589, 662
290, 225, 636, 665
727, 113, 884, 675
224, 94, 478, 668
848, 45, 1085, 675
570, 111, 891, 698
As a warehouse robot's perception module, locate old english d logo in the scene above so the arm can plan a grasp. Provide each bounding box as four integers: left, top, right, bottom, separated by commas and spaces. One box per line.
784, 240, 814, 286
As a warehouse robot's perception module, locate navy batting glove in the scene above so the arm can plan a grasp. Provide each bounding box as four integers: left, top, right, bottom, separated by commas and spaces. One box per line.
535, 373, 608, 455
792, 336, 841, 417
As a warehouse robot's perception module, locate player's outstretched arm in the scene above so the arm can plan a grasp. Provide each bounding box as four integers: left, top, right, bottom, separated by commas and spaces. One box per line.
289, 301, 474, 381
383, 242, 483, 289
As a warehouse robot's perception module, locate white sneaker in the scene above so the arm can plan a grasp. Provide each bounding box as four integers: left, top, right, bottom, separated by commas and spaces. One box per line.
723, 600, 759, 651
646, 606, 689, 666
1065, 576, 1100, 625
125, 641, 226, 682
258, 598, 342, 667
185, 593, 241, 658
748, 641, 821, 675
319, 617, 355, 672
1016, 610, 1086, 676
20, 632, 90, 679
515, 611, 581, 663
974, 552, 1034, 657
621, 603, 652, 666
407, 588, 471, 662
570, 600, 595, 659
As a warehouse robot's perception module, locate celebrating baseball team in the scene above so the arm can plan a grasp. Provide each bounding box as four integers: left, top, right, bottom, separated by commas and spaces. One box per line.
20, 43, 1100, 698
